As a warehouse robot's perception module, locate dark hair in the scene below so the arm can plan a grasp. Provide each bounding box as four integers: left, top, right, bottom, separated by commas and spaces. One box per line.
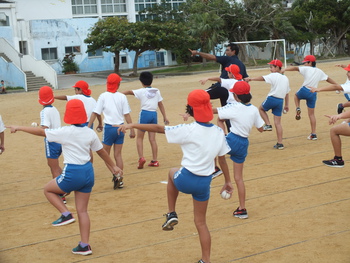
227, 43, 239, 55
311, 61, 316, 67
186, 105, 194, 117
139, 71, 153, 86
236, 93, 252, 104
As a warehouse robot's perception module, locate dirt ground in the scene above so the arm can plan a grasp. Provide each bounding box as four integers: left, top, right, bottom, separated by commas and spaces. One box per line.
0, 60, 349, 263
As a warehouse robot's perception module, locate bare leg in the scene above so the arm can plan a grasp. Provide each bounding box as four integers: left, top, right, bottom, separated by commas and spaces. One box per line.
113, 144, 124, 170
75, 191, 91, 244
193, 198, 211, 263
148, 131, 158, 161
233, 162, 245, 209
259, 105, 270, 125
294, 94, 300, 109
274, 115, 283, 144
43, 179, 68, 213
308, 107, 316, 134
167, 168, 179, 212
136, 129, 145, 159
330, 123, 350, 156
47, 158, 62, 178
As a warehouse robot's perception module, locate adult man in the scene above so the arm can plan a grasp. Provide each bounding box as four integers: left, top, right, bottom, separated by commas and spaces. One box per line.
189, 43, 248, 107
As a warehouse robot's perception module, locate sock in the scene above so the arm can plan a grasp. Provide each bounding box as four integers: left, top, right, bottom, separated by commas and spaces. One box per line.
79, 241, 89, 248
62, 211, 70, 217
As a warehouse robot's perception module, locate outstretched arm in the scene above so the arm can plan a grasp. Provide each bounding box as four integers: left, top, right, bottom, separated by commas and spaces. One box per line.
6, 125, 46, 136
325, 111, 350, 125
199, 77, 221, 85
188, 49, 216, 61
310, 83, 342, 93
245, 76, 264, 82
121, 90, 134, 96
118, 123, 165, 134
54, 95, 68, 100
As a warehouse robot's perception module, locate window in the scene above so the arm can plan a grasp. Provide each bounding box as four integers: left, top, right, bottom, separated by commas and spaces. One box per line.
134, 0, 157, 12
72, 0, 97, 15
101, 0, 127, 13
65, 46, 81, 54
41, 48, 58, 60
121, 56, 127, 63
88, 48, 103, 57
0, 12, 9, 26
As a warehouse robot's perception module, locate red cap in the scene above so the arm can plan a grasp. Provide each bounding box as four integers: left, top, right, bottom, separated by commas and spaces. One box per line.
72, 80, 91, 96
229, 81, 250, 95
343, 64, 350, 71
187, 89, 213, 122
64, 99, 87, 124
224, 64, 242, 80
268, 59, 283, 68
107, 73, 122, 93
302, 55, 316, 63
38, 86, 54, 105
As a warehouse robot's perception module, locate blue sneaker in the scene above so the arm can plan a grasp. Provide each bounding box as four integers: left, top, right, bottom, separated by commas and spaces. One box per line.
52, 214, 75, 226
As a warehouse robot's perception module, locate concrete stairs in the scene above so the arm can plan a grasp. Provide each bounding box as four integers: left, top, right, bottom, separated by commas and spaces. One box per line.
25, 71, 51, 92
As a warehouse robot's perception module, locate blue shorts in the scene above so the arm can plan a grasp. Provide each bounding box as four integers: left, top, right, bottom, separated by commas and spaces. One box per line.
44, 138, 62, 159
261, 96, 284, 116
139, 110, 157, 124
102, 124, 125, 145
226, 132, 249, 164
296, 86, 317, 108
173, 167, 212, 202
82, 122, 94, 129
344, 93, 350, 101
56, 162, 94, 193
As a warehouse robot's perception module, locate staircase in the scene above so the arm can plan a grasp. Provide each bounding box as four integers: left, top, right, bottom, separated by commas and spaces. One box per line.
0, 52, 11, 62
25, 71, 51, 92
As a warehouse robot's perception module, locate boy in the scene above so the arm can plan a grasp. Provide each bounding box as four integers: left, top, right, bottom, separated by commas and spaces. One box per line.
0, 80, 6, 94
122, 71, 169, 169
54, 80, 97, 126
282, 55, 336, 140
0, 114, 5, 154
246, 59, 290, 149
118, 89, 233, 263
88, 73, 135, 189
214, 81, 264, 219
38, 86, 62, 179
7, 99, 123, 256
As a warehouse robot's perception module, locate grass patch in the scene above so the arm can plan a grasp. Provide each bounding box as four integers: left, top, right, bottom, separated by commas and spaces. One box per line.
6, 86, 24, 90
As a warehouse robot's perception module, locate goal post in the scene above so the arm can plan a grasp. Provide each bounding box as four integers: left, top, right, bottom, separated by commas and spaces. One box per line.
232, 39, 287, 68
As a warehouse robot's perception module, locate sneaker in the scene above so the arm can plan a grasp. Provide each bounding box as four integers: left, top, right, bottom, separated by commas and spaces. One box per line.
112, 174, 123, 190
59, 194, 67, 204
295, 107, 301, 120
233, 207, 248, 219
212, 166, 223, 179
72, 244, 92, 256
198, 260, 206, 263
337, 103, 344, 114
162, 211, 178, 231
263, 124, 272, 131
322, 159, 344, 168
148, 160, 160, 167
273, 143, 284, 150
307, 133, 317, 140
138, 157, 146, 169
52, 213, 75, 226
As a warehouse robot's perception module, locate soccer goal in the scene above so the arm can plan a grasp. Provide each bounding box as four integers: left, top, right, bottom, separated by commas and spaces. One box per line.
232, 39, 287, 68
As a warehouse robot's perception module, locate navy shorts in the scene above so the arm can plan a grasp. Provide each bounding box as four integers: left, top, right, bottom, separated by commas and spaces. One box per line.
44, 138, 62, 159
102, 124, 125, 145
261, 96, 284, 116
56, 162, 94, 193
173, 167, 212, 202
226, 132, 249, 164
296, 86, 317, 108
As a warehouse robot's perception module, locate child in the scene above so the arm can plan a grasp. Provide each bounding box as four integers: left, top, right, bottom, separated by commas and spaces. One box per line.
335, 64, 350, 114
38, 86, 63, 179
245, 59, 290, 149
0, 80, 6, 94
118, 89, 233, 263
7, 99, 123, 255
88, 73, 135, 189
282, 55, 336, 140
54, 80, 97, 127
214, 81, 264, 219
0, 114, 5, 154
122, 71, 169, 169
320, 110, 350, 167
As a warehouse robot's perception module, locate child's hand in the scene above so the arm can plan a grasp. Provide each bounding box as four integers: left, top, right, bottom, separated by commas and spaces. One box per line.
309, 86, 317, 93
179, 113, 190, 121
6, 125, 18, 133
164, 118, 170, 125
129, 128, 135, 138
199, 79, 208, 85
325, 114, 340, 125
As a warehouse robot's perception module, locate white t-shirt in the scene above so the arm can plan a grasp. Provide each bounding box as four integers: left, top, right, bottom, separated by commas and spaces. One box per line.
0, 115, 5, 133
132, 87, 163, 111
341, 79, 350, 93
165, 122, 230, 176
263, 73, 290, 99
66, 94, 97, 122
45, 125, 103, 164
218, 103, 264, 138
299, 66, 328, 88
221, 78, 238, 104
40, 105, 61, 128
94, 92, 131, 125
